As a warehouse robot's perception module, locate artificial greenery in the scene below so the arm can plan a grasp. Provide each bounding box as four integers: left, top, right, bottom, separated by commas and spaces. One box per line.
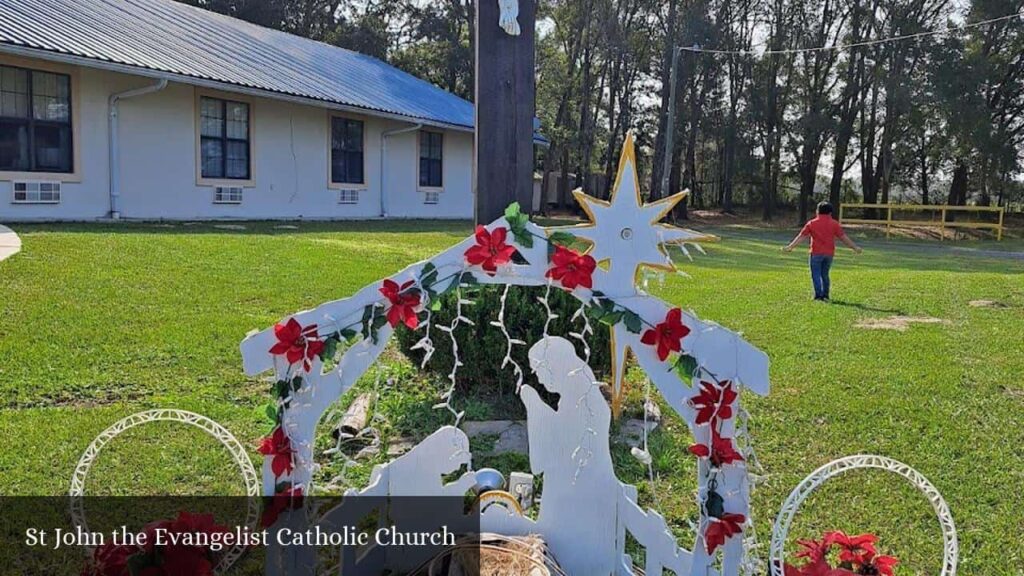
396, 285, 612, 396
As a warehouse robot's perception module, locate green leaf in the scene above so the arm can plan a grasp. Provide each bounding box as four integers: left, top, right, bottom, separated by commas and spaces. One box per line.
291, 375, 303, 391
512, 228, 534, 249
320, 336, 339, 361
548, 231, 577, 247
598, 311, 624, 326
430, 297, 443, 312
420, 262, 438, 287
264, 403, 278, 424
623, 310, 643, 334
673, 354, 697, 384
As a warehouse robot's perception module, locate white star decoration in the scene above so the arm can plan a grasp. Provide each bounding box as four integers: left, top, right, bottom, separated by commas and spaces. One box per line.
554, 133, 715, 297
549, 133, 716, 416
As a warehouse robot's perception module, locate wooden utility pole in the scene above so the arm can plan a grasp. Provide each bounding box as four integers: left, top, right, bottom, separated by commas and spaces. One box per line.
474, 0, 536, 224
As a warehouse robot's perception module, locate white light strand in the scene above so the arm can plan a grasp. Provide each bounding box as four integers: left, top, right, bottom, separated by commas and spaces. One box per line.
679, 11, 1023, 56
434, 280, 469, 425
493, 284, 526, 392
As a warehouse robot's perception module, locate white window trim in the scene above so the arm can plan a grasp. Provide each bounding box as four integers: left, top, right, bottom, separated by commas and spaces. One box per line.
417, 130, 444, 192
0, 55, 82, 183
327, 112, 368, 191
195, 88, 256, 188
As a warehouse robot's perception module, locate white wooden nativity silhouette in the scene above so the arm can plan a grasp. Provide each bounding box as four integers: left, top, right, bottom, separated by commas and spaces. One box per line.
240, 134, 770, 575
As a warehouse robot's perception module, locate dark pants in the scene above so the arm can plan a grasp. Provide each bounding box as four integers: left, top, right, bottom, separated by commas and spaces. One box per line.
809, 254, 833, 299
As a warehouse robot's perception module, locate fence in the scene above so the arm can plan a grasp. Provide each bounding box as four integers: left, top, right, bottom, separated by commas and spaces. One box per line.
838, 203, 1004, 241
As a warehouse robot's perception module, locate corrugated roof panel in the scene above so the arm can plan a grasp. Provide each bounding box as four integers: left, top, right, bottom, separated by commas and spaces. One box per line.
0, 0, 477, 128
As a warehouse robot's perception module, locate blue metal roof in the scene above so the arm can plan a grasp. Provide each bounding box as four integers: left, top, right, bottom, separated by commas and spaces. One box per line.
0, 0, 480, 130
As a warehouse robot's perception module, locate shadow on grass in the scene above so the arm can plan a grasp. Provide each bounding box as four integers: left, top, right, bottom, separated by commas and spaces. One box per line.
827, 299, 906, 315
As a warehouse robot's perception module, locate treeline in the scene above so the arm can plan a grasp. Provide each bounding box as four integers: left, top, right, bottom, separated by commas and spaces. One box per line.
180, 0, 1024, 220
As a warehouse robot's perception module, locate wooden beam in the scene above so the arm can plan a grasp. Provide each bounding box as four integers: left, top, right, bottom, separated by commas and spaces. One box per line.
474, 0, 536, 224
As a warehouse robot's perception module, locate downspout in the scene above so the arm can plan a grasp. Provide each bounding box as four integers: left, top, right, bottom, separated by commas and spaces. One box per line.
108, 78, 168, 219
379, 123, 423, 217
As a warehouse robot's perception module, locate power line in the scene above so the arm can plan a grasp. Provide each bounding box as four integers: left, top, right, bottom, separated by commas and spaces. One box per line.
678, 11, 1022, 56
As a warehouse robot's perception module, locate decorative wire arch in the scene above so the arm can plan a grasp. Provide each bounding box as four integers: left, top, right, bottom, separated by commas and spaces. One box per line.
769, 454, 958, 576
69, 409, 261, 574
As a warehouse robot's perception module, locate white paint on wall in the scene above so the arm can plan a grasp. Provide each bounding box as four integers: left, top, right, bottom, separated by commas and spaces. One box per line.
0, 57, 474, 221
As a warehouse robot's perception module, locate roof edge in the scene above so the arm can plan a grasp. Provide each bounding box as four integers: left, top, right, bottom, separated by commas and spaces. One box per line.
0, 43, 474, 133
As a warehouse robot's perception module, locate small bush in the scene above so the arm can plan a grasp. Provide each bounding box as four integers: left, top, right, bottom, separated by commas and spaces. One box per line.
396, 285, 612, 397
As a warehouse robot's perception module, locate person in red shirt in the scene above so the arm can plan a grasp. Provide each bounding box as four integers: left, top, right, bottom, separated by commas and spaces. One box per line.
783, 202, 862, 301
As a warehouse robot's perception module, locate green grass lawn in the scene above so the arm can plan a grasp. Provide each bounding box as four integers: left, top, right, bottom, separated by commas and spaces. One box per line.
1, 220, 1022, 574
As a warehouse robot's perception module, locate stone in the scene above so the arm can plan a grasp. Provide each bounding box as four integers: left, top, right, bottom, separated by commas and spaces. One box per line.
615, 418, 658, 449
387, 437, 416, 456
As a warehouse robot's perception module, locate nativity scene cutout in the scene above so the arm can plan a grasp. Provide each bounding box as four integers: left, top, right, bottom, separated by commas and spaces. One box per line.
240, 134, 771, 576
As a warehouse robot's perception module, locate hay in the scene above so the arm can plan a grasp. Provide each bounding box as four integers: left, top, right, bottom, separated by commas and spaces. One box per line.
414, 533, 565, 576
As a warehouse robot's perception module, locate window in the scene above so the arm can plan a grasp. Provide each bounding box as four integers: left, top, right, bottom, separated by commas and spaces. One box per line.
331, 117, 364, 185
12, 181, 61, 203
213, 186, 243, 204
200, 96, 250, 180
419, 131, 443, 188
338, 189, 359, 204
0, 65, 72, 173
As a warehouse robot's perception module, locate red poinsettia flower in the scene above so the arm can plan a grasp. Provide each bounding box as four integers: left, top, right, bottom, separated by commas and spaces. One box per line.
258, 427, 295, 478
83, 542, 136, 576
858, 551, 899, 576
688, 432, 745, 467
640, 308, 691, 361
464, 226, 517, 275
824, 531, 879, 565
794, 538, 830, 563
134, 543, 212, 576
790, 562, 856, 576
689, 379, 738, 425
380, 279, 422, 329
704, 512, 745, 554
260, 486, 304, 528
269, 318, 324, 371
546, 245, 597, 290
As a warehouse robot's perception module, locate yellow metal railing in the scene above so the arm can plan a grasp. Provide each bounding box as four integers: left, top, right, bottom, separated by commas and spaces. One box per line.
839, 203, 1004, 241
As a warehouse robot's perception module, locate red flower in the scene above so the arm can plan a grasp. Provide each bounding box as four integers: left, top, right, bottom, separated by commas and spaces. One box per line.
688, 432, 745, 467
546, 245, 597, 290
83, 542, 136, 576
261, 486, 304, 528
795, 538, 830, 563
269, 318, 324, 372
689, 380, 737, 425
380, 279, 421, 329
859, 551, 899, 576
464, 226, 516, 275
824, 531, 879, 565
258, 427, 295, 478
640, 308, 690, 361
704, 512, 745, 554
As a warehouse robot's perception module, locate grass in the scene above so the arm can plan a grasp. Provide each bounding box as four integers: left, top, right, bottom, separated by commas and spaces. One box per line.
1, 220, 1022, 574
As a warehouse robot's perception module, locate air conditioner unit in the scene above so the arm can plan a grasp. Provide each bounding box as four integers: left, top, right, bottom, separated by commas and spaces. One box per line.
12, 181, 61, 203
214, 186, 243, 204
338, 189, 359, 204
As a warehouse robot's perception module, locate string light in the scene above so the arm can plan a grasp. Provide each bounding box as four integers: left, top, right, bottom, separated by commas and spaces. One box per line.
678, 11, 1022, 56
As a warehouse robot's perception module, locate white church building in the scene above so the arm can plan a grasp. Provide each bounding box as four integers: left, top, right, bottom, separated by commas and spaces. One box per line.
0, 0, 502, 221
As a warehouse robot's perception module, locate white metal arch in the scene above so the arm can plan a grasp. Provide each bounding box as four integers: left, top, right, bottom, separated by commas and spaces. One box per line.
69, 409, 261, 574
769, 454, 958, 576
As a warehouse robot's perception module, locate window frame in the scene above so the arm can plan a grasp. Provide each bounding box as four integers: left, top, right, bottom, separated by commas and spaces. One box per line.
327, 113, 367, 190
417, 130, 444, 191
0, 56, 80, 183
195, 90, 255, 187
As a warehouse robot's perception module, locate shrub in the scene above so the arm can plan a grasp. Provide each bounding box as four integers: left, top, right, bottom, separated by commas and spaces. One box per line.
396, 285, 612, 397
